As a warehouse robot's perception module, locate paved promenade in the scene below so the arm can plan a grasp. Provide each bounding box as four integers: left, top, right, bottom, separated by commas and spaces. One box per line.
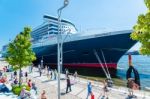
27, 67, 150, 99
0, 59, 150, 99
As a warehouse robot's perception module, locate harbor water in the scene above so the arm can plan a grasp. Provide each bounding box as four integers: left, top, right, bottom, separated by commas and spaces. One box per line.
117, 55, 150, 88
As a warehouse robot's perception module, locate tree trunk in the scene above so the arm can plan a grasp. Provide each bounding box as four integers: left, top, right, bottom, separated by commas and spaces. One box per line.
19, 67, 22, 87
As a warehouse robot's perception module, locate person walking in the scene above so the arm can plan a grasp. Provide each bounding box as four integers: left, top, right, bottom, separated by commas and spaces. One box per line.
54, 69, 57, 80
14, 71, 17, 78
28, 79, 32, 88
47, 67, 51, 79
20, 70, 23, 77
65, 69, 69, 77
48, 67, 52, 79
0, 70, 3, 78
39, 67, 42, 77
29, 65, 31, 73
32, 81, 38, 94
73, 71, 78, 81
127, 78, 138, 98
51, 70, 53, 80
13, 77, 18, 85
101, 79, 109, 99
20, 70, 23, 83
31, 64, 33, 73
25, 72, 28, 82
86, 82, 92, 99
10, 72, 13, 81
66, 75, 71, 93
38, 64, 41, 72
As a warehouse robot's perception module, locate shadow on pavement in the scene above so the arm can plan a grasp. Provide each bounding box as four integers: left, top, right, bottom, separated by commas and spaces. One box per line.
33, 76, 41, 78
61, 92, 66, 95
41, 79, 53, 83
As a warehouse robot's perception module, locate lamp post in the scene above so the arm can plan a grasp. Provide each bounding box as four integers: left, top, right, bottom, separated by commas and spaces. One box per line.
57, 0, 69, 99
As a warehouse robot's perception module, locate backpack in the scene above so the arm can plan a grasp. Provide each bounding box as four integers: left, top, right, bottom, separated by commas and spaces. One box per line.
91, 93, 94, 99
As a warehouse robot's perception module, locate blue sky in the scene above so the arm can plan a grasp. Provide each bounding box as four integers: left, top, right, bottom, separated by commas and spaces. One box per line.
0, 0, 147, 50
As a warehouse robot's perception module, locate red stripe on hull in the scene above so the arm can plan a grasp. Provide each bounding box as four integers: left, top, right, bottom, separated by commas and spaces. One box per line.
63, 63, 117, 69
47, 63, 117, 69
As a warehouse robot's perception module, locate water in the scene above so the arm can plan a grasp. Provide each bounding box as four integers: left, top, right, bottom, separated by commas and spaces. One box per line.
117, 55, 150, 88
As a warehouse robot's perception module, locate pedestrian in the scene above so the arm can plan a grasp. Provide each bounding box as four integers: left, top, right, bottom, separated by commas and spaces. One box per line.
14, 71, 17, 78
66, 75, 71, 93
65, 68, 69, 78
47, 66, 50, 73
29, 65, 31, 73
10, 72, 13, 81
47, 66, 51, 79
127, 78, 137, 98
45, 65, 47, 74
101, 79, 109, 99
14, 77, 18, 85
41, 90, 47, 99
20, 70, 23, 77
3, 67, 6, 72
51, 70, 53, 80
54, 69, 57, 80
32, 81, 37, 94
31, 64, 33, 73
39, 67, 42, 77
0, 70, 3, 78
73, 71, 78, 81
25, 72, 28, 82
20, 70, 23, 83
28, 79, 32, 88
86, 82, 92, 99
20, 87, 28, 99
38, 64, 41, 72
46, 70, 49, 79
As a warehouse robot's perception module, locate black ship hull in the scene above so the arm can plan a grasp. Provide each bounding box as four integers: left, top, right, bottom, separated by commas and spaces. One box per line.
33, 31, 136, 77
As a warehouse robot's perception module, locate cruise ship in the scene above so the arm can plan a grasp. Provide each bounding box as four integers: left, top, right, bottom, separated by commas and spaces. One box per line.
31, 15, 136, 76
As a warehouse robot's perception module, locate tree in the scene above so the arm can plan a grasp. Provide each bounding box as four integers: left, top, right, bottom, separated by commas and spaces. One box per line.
5, 27, 36, 87
131, 0, 150, 55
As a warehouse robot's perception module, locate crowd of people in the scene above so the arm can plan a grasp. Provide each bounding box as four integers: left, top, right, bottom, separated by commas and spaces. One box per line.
0, 64, 116, 99
38, 65, 58, 81
33, 66, 113, 99
0, 65, 38, 98
0, 63, 141, 99
86, 80, 109, 99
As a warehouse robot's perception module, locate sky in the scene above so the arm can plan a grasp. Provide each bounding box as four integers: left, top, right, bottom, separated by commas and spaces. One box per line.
0, 0, 147, 51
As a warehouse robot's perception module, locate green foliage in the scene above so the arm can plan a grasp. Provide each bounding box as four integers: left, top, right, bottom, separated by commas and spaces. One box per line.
5, 27, 36, 70
131, 0, 150, 55
5, 27, 36, 87
12, 85, 30, 96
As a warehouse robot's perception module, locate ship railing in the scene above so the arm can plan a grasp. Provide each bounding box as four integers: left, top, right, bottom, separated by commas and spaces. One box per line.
93, 30, 130, 37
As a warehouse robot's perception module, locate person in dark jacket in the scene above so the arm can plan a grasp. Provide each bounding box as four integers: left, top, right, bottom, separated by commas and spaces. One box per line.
66, 76, 71, 93
14, 71, 17, 78
25, 72, 28, 82
0, 70, 3, 78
